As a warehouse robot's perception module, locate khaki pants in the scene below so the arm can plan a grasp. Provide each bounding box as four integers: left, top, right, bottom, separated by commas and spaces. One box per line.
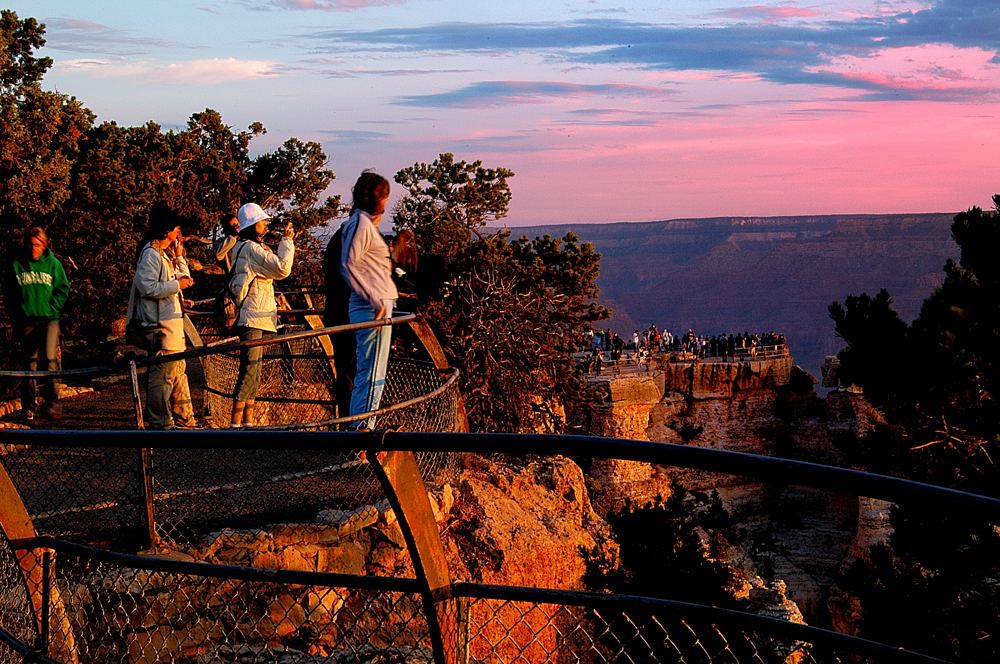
147, 358, 194, 428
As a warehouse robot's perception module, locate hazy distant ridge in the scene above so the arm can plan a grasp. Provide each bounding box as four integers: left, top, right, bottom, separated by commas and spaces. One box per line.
511, 213, 958, 377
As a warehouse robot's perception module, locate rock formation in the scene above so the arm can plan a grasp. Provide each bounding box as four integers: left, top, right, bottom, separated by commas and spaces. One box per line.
577, 354, 889, 624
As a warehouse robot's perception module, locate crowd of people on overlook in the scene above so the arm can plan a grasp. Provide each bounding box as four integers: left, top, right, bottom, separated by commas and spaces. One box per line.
2, 170, 400, 432
583, 324, 787, 374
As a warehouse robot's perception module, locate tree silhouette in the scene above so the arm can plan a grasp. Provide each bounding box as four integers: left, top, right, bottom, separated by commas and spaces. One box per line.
0, 11, 340, 340
830, 194, 1000, 662
393, 154, 608, 432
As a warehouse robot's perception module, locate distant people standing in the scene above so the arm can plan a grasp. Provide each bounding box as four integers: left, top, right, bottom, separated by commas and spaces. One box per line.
127, 205, 197, 430
3, 227, 69, 421
228, 203, 295, 428
339, 170, 398, 431
212, 212, 240, 271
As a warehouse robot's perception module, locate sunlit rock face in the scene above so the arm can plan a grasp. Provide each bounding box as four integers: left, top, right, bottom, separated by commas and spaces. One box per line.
576, 354, 887, 623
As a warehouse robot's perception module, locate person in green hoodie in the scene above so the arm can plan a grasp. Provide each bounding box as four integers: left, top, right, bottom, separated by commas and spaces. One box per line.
5, 227, 69, 421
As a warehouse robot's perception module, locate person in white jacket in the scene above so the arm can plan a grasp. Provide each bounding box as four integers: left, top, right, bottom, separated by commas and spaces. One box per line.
126, 204, 197, 429
228, 202, 295, 427
339, 171, 397, 430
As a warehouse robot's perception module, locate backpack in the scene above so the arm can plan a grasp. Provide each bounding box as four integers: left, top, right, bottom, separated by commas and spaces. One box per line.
213, 242, 255, 336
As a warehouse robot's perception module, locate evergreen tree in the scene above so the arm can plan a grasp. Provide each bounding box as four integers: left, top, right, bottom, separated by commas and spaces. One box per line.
0, 11, 340, 340
393, 154, 608, 432
830, 194, 1000, 662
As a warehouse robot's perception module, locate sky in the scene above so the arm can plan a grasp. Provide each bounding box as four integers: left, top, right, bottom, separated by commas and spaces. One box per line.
8, 0, 1000, 225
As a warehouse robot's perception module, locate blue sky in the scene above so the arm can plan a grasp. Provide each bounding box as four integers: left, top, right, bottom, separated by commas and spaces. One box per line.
9, 0, 1000, 224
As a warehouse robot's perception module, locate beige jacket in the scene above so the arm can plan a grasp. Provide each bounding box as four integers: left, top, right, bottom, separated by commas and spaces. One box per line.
127, 243, 190, 352
229, 237, 295, 332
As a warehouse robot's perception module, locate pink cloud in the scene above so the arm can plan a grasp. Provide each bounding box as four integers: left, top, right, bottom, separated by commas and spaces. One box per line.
809, 44, 1000, 98
450, 96, 1000, 225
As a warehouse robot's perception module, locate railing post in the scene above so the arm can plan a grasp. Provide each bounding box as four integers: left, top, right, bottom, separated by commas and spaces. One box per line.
129, 359, 157, 550
367, 449, 458, 664
407, 318, 468, 432
128, 360, 145, 430
456, 594, 470, 664
139, 447, 158, 551
39, 550, 50, 657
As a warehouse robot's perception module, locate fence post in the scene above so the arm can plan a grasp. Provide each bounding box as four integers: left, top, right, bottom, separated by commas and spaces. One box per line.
456, 594, 470, 664
129, 360, 145, 430
128, 359, 157, 550
39, 550, 51, 657
139, 447, 158, 551
368, 450, 458, 664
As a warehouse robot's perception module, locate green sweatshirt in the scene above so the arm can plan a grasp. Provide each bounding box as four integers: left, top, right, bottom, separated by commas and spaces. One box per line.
9, 249, 70, 320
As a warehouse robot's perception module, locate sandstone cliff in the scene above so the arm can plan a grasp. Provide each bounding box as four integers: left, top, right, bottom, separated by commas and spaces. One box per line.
577, 355, 890, 624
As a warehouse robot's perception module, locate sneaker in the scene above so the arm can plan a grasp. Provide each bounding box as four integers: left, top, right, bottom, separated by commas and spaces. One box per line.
173, 418, 201, 430
23, 410, 35, 422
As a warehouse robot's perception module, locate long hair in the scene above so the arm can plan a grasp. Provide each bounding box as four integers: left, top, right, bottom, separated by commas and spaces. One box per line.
24, 226, 48, 251
351, 170, 390, 216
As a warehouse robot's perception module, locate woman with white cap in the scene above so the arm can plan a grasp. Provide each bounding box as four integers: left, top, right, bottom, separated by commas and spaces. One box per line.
228, 202, 295, 428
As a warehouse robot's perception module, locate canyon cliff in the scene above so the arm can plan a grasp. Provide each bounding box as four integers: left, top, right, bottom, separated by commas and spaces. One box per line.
576, 354, 888, 624
517, 213, 957, 378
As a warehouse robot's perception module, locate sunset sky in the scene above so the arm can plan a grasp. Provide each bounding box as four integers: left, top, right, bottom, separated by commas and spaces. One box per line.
9, 0, 1000, 225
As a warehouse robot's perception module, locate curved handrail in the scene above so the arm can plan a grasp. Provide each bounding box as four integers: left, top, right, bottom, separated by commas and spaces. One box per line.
0, 432, 986, 664
5, 430, 999, 521
0, 314, 418, 379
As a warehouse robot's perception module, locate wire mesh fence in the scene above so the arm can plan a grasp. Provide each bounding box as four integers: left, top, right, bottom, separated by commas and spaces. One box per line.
0, 314, 460, 434
0, 430, 981, 663
461, 597, 838, 664
2, 535, 919, 664
0, 440, 457, 549
0, 529, 39, 663
0, 316, 462, 549
199, 324, 339, 429
20, 542, 434, 664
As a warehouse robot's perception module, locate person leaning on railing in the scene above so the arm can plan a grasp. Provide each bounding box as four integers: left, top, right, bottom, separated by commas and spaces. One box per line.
338, 170, 397, 431
227, 203, 295, 429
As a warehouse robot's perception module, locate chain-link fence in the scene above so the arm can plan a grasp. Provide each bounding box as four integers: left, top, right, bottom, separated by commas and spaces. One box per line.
1, 431, 982, 663
1, 534, 950, 664
0, 528, 40, 663
0, 316, 461, 549
461, 596, 833, 664
0, 314, 460, 432
0, 438, 457, 549
15, 539, 433, 664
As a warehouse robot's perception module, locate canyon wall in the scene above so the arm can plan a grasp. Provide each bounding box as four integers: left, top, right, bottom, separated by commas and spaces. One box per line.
578, 355, 888, 622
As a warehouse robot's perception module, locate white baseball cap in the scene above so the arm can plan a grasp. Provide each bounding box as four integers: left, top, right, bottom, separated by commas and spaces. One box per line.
237, 203, 271, 231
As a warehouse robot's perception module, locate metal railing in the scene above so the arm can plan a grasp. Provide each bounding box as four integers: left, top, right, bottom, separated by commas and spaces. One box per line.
0, 430, 993, 663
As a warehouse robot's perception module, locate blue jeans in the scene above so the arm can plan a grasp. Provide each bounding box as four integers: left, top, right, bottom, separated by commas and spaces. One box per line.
348, 297, 394, 429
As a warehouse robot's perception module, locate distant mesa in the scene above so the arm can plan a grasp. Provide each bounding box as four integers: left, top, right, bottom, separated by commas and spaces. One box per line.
515, 213, 957, 378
